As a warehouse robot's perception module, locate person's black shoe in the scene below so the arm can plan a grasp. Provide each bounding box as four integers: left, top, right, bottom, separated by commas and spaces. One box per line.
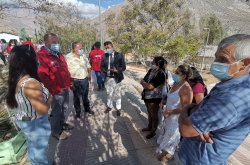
146, 132, 156, 139
141, 128, 151, 132
105, 107, 112, 113
116, 110, 121, 116
52, 132, 69, 140
75, 113, 81, 119
86, 110, 94, 115
102, 86, 106, 90
63, 123, 74, 131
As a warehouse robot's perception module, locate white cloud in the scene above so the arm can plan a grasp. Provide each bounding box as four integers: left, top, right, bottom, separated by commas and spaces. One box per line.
56, 0, 106, 18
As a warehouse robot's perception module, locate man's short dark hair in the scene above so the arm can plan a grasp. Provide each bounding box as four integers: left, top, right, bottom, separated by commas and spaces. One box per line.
104, 41, 113, 47
164, 59, 168, 65
1, 39, 6, 43
43, 33, 57, 41
72, 41, 80, 50
94, 42, 101, 48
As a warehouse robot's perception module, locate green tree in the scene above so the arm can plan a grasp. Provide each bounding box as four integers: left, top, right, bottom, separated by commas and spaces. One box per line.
165, 36, 200, 64
105, 0, 200, 65
34, 2, 98, 54
19, 28, 28, 40
200, 14, 224, 45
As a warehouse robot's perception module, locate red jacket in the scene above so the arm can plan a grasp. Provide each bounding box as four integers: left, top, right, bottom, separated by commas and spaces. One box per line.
89, 48, 105, 71
37, 46, 72, 95
22, 41, 37, 51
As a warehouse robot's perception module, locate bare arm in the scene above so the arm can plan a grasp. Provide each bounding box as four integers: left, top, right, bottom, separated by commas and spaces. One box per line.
179, 105, 200, 137
24, 80, 52, 115
163, 84, 193, 116
194, 93, 204, 104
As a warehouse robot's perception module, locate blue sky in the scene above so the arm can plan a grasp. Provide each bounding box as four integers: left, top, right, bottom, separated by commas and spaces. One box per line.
81, 0, 124, 8
58, 0, 124, 18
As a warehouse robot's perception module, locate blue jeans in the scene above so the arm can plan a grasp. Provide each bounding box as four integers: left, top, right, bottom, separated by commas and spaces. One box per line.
95, 71, 105, 89
73, 78, 90, 114
50, 89, 69, 134
16, 115, 51, 165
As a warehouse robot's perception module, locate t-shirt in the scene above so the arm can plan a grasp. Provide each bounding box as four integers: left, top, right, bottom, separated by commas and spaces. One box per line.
89, 48, 105, 71
192, 83, 205, 94
179, 74, 250, 165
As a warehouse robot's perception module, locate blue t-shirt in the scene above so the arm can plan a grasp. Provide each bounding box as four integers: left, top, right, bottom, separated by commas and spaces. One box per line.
179, 73, 250, 165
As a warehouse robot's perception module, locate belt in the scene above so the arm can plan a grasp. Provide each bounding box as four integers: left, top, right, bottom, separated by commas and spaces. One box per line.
73, 77, 87, 81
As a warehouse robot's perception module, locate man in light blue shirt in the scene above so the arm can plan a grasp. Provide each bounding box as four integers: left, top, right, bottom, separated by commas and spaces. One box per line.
179, 34, 250, 165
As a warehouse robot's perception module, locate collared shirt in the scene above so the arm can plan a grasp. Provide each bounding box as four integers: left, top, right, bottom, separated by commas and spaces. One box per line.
179, 73, 250, 165
65, 52, 91, 79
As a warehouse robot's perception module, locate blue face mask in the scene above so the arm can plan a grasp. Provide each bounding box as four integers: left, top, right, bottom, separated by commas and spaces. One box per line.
210, 61, 239, 81
107, 49, 113, 54
51, 44, 60, 52
172, 74, 180, 83
78, 49, 84, 56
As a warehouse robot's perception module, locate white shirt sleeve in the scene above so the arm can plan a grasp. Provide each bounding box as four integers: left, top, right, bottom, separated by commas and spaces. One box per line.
167, 71, 174, 86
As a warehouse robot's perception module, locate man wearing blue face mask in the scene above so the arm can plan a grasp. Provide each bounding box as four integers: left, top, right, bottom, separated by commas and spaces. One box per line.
178, 34, 250, 165
101, 41, 126, 116
66, 41, 94, 118
37, 33, 72, 140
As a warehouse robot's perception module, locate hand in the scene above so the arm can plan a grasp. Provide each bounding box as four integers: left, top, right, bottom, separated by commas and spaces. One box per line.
113, 67, 118, 73
140, 79, 145, 85
163, 110, 172, 117
70, 85, 75, 91
159, 102, 163, 109
88, 73, 91, 81
196, 132, 214, 144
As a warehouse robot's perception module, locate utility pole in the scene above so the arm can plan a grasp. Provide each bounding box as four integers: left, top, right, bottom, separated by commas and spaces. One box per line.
200, 28, 210, 73
98, 0, 103, 49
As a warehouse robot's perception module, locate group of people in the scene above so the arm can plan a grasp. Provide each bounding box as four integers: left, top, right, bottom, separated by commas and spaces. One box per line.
141, 57, 207, 161
0, 36, 38, 65
6, 32, 126, 164
4, 32, 250, 165
141, 34, 250, 164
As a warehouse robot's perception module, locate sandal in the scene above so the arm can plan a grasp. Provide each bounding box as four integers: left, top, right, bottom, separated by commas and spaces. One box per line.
157, 151, 174, 162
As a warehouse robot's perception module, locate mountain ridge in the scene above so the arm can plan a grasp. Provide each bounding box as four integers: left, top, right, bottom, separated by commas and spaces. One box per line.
1, 0, 250, 37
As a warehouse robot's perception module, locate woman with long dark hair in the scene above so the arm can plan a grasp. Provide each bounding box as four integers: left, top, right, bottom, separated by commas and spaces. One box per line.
188, 66, 207, 104
6, 45, 52, 165
6, 39, 17, 55
141, 56, 166, 139
156, 64, 193, 162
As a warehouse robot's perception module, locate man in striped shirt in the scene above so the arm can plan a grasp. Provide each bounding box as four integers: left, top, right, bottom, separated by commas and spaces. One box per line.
179, 34, 250, 165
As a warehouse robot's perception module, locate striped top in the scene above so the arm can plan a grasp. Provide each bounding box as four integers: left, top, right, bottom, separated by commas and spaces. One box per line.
15, 78, 50, 121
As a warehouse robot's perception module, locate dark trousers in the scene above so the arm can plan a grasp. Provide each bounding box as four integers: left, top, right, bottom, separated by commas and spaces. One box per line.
0, 53, 6, 65
145, 102, 160, 133
95, 71, 105, 89
73, 78, 90, 115
50, 89, 69, 134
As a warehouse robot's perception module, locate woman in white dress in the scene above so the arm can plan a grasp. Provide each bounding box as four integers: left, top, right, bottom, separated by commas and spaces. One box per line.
157, 64, 193, 162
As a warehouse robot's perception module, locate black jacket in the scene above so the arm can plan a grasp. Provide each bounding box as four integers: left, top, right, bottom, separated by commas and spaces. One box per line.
101, 51, 126, 83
